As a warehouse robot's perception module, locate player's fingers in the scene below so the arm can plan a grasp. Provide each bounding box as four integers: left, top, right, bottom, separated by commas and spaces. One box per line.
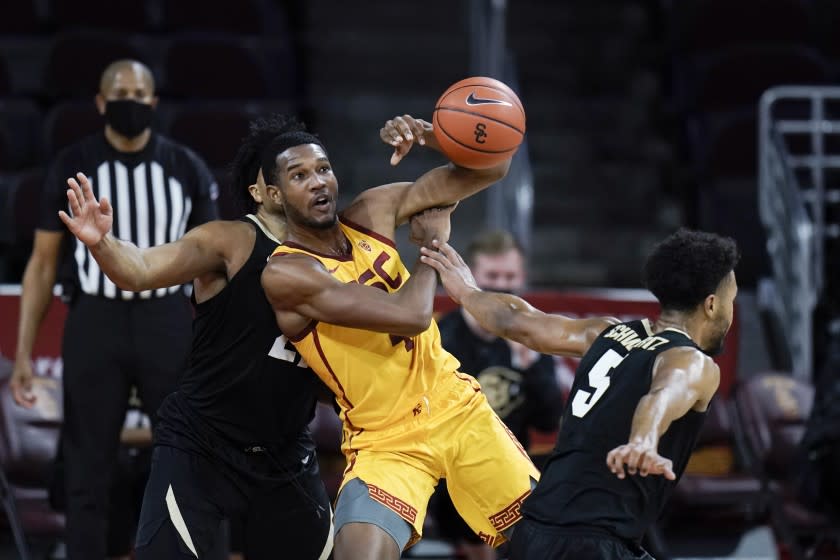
77, 172, 94, 202
436, 242, 460, 262
408, 116, 426, 145
67, 188, 82, 216
420, 247, 450, 267
100, 196, 112, 215
652, 457, 676, 480
626, 447, 642, 475
639, 453, 655, 477
67, 177, 84, 206
392, 116, 413, 142
663, 461, 676, 481
58, 210, 74, 230
607, 448, 626, 478
383, 120, 402, 144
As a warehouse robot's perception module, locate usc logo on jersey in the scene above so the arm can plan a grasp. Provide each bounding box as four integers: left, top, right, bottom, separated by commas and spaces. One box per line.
358, 239, 372, 252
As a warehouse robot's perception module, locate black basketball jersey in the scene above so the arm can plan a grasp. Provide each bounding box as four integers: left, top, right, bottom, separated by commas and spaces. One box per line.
156, 215, 319, 451
522, 320, 707, 543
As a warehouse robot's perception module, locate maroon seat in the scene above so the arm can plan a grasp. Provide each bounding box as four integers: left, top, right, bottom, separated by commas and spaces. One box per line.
159, 0, 266, 34
0, 356, 65, 560
667, 397, 766, 521
167, 105, 253, 169
42, 32, 149, 100
666, 0, 811, 54
163, 36, 270, 100
43, 101, 102, 157
689, 46, 828, 114
734, 372, 840, 560
308, 402, 343, 500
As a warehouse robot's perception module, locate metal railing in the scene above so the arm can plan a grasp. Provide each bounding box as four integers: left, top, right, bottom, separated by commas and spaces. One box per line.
468, 0, 534, 252
758, 86, 840, 379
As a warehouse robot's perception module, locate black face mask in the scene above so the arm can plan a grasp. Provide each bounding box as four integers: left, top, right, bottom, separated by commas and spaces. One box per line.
104, 100, 154, 138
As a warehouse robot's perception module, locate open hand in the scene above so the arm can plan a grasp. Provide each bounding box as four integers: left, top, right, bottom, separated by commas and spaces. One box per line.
59, 172, 113, 247
606, 441, 676, 480
419, 241, 480, 304
380, 115, 433, 166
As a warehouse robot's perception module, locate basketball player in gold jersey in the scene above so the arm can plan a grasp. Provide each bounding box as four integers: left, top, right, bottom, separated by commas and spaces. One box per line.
259, 116, 540, 559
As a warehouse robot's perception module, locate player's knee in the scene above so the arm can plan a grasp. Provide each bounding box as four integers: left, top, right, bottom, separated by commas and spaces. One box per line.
335, 522, 400, 560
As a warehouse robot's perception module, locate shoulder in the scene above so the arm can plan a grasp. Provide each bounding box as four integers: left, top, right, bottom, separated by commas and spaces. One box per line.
186, 219, 251, 246
342, 181, 412, 227
263, 251, 327, 281
262, 252, 330, 303
656, 346, 720, 384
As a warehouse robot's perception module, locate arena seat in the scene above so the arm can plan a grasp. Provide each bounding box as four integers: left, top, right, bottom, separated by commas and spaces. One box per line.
10, 169, 45, 253
667, 397, 766, 523
0, 1, 43, 34
42, 32, 150, 100
681, 45, 828, 114
308, 403, 343, 501
160, 0, 266, 34
167, 104, 254, 169
665, 0, 811, 54
163, 36, 271, 100
0, 100, 43, 172
49, 0, 149, 33
43, 101, 102, 157
0, 357, 65, 560
734, 372, 840, 560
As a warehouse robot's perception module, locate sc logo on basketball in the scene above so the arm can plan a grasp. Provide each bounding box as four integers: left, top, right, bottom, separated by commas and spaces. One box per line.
474, 122, 488, 144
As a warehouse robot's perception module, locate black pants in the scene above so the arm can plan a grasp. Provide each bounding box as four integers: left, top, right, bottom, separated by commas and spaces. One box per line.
134, 445, 333, 560
509, 519, 654, 560
61, 294, 192, 560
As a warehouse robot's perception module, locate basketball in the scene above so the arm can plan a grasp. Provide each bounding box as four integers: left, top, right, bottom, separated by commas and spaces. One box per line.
432, 76, 526, 169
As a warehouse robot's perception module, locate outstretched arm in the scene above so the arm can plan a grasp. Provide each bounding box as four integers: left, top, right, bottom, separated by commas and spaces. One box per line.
343, 115, 511, 236
420, 242, 616, 356
60, 173, 228, 291
262, 205, 455, 337
605, 347, 720, 480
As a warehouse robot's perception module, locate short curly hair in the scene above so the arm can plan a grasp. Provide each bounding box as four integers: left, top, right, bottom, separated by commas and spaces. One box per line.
642, 228, 740, 312
227, 114, 307, 212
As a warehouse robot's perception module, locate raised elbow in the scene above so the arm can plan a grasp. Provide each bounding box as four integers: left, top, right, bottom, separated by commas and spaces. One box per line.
408, 309, 434, 336
395, 309, 433, 337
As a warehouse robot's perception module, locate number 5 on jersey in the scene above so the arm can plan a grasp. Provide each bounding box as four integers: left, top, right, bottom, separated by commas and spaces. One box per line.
571, 349, 625, 418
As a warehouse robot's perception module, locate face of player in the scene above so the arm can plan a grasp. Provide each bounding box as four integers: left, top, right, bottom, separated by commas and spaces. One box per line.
274, 144, 338, 230
471, 249, 526, 294
702, 270, 738, 356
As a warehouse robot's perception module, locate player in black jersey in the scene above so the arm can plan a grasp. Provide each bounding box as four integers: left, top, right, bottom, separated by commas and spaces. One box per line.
57, 115, 335, 559
420, 229, 739, 559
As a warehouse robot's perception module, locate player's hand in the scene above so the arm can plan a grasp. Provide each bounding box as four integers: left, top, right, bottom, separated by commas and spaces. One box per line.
380, 115, 434, 166
59, 172, 113, 247
10, 358, 37, 408
409, 203, 457, 247
606, 441, 676, 480
420, 241, 480, 304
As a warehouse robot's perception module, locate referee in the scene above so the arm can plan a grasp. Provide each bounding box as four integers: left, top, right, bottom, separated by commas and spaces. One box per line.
10, 59, 218, 559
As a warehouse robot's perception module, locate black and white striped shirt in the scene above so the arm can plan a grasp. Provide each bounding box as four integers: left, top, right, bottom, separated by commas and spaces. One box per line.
39, 133, 219, 300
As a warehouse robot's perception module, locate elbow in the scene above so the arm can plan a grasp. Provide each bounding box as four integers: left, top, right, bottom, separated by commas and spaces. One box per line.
476, 158, 510, 184
409, 309, 434, 336
494, 157, 512, 181
397, 309, 433, 337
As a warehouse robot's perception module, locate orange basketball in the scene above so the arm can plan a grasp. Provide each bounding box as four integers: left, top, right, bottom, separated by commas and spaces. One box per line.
432, 76, 526, 169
